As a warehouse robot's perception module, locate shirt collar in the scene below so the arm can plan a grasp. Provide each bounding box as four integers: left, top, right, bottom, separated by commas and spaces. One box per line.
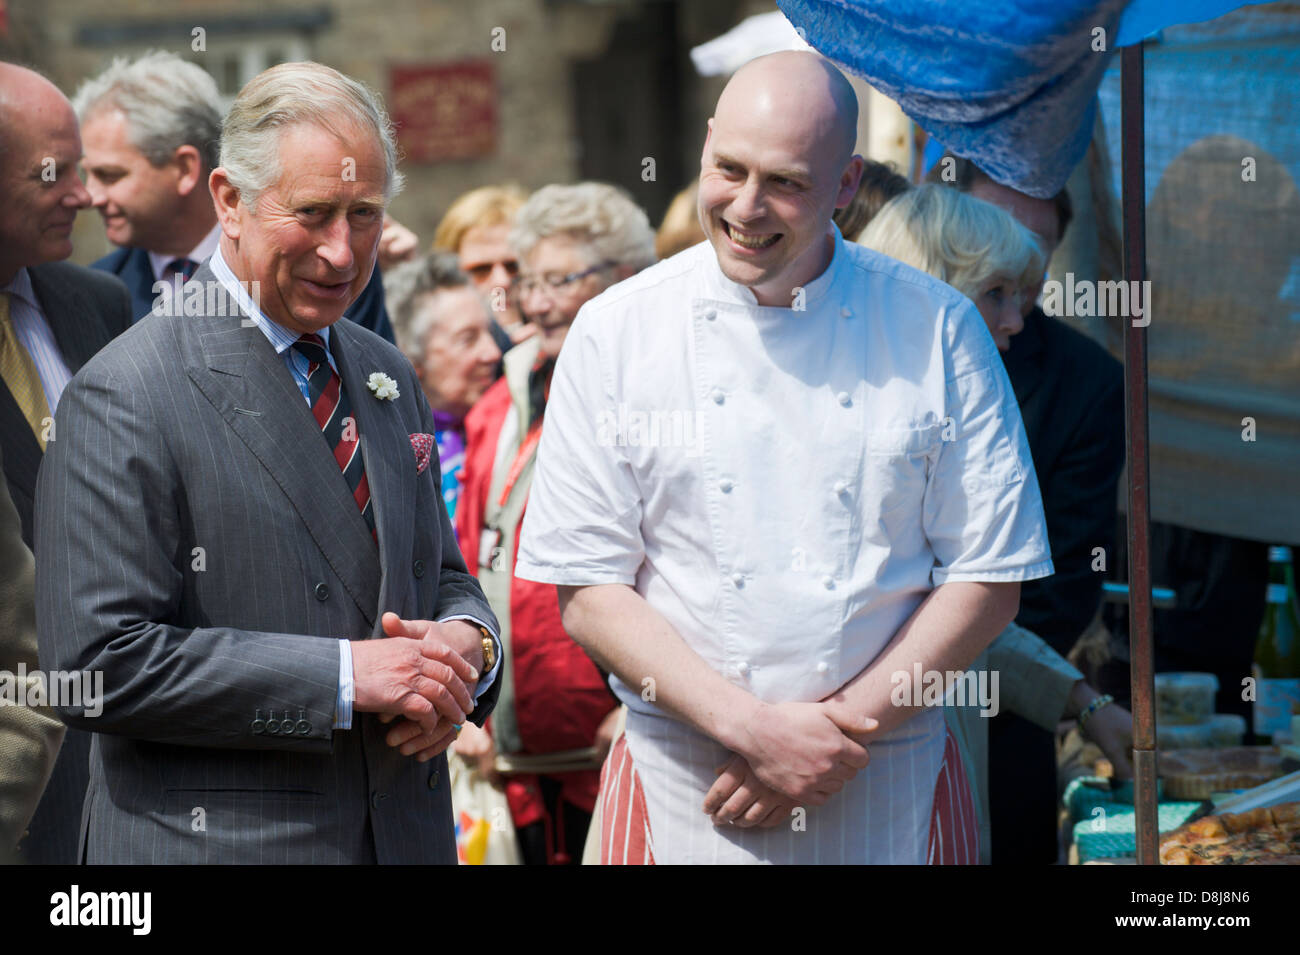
210, 244, 330, 356
700, 222, 845, 310
147, 222, 223, 282
1, 267, 38, 311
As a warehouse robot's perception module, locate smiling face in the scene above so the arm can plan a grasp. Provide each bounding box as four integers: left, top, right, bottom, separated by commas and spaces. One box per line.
413, 286, 502, 417
0, 79, 91, 281
697, 55, 862, 306
212, 122, 386, 335
516, 234, 619, 360
81, 109, 189, 252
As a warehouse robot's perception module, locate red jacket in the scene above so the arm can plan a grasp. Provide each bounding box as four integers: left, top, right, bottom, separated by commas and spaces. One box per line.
457, 376, 613, 818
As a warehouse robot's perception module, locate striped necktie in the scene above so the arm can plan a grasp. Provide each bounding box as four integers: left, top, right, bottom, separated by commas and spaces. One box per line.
164, 258, 200, 282
291, 333, 376, 540
0, 292, 52, 451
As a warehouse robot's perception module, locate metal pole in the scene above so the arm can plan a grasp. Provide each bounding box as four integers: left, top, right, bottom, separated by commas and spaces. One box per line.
1121, 40, 1158, 866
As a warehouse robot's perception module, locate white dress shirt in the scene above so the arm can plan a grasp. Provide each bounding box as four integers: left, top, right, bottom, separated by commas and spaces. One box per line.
515, 227, 1053, 863
1, 269, 73, 416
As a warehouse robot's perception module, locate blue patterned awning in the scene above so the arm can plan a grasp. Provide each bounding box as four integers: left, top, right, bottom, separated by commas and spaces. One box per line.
777, 0, 1263, 197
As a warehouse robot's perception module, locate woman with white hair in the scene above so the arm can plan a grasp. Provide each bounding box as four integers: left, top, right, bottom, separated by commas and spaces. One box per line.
452, 182, 655, 865
860, 183, 1133, 864
859, 182, 1045, 352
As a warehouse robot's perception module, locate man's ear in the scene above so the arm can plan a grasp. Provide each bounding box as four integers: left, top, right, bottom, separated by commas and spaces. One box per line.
172, 145, 204, 198
209, 168, 243, 240
835, 155, 866, 210
699, 118, 715, 169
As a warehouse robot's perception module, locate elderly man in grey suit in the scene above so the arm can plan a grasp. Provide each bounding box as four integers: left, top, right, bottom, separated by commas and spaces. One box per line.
0, 62, 132, 865
36, 61, 501, 864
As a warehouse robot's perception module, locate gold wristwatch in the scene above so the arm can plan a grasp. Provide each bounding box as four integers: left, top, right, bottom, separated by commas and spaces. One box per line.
477, 625, 497, 671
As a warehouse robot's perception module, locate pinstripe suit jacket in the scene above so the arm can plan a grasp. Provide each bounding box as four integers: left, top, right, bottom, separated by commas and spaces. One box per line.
34, 264, 498, 864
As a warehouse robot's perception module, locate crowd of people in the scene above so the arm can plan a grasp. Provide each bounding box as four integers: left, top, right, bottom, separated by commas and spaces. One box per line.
0, 46, 1137, 865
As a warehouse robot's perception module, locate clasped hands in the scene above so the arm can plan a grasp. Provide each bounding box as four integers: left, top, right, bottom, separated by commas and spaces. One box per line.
350, 612, 485, 763
702, 700, 877, 829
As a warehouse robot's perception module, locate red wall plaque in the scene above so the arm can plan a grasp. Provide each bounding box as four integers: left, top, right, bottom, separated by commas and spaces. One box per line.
389, 60, 497, 163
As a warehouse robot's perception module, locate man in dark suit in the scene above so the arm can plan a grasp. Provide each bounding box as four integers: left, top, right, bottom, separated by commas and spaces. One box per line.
37, 61, 501, 864
0, 63, 132, 865
78, 51, 397, 344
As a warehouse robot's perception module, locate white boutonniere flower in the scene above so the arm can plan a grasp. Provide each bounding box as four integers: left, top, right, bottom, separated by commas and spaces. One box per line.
367, 372, 400, 401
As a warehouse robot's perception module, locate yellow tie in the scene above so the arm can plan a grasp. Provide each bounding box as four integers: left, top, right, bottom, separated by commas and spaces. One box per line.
0, 291, 52, 451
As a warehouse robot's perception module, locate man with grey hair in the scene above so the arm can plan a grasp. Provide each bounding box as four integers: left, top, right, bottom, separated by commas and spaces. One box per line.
37, 61, 501, 864
79, 51, 398, 342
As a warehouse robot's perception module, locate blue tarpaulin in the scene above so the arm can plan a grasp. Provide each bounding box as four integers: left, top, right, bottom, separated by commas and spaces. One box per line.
777, 0, 1263, 196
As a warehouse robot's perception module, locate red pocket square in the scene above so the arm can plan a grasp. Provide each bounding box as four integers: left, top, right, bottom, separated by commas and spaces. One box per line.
410, 433, 434, 474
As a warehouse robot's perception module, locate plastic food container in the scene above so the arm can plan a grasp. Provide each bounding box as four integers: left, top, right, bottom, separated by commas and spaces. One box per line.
1154, 672, 1219, 726
1204, 714, 1247, 748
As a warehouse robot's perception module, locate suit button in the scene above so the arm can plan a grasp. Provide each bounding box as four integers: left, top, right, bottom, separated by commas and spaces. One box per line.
314, 582, 329, 601
251, 710, 266, 735
428, 771, 441, 791
413, 559, 425, 579
265, 715, 281, 734
295, 719, 312, 735
371, 792, 388, 810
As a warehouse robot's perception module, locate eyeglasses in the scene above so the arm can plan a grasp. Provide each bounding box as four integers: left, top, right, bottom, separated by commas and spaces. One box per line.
510, 262, 616, 299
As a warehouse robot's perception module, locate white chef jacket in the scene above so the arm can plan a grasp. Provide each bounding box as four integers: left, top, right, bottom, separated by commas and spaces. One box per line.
515, 226, 1053, 863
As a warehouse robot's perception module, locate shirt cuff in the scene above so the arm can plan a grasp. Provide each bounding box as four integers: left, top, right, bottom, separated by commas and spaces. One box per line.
440, 614, 502, 703
334, 638, 354, 730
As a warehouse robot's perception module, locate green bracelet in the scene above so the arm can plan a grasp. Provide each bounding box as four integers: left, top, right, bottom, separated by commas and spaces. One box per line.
1077, 693, 1114, 733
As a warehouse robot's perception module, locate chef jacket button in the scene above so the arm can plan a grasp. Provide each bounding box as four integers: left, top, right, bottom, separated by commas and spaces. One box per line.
711, 388, 725, 405
371, 791, 388, 810
833, 479, 849, 496
841, 306, 853, 318
413, 559, 425, 579
816, 661, 830, 674
731, 573, 745, 588
719, 478, 734, 493
822, 576, 836, 590
703, 308, 717, 321
314, 582, 329, 601
737, 661, 750, 677
836, 391, 852, 407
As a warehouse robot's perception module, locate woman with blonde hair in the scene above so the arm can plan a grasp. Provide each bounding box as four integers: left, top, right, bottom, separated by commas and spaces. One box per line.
860, 183, 1045, 352
433, 184, 533, 342
860, 182, 1133, 864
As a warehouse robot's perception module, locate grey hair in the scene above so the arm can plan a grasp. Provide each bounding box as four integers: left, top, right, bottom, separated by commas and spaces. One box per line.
511, 182, 656, 271
72, 51, 223, 170
385, 252, 476, 365
219, 61, 404, 212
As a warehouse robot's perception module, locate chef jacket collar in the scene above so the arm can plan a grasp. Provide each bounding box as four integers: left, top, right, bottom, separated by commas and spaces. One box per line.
701, 222, 846, 311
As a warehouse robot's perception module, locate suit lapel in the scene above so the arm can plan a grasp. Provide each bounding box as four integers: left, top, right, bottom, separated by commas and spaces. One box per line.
180, 266, 382, 625
331, 321, 415, 625
29, 266, 100, 372
119, 248, 158, 323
